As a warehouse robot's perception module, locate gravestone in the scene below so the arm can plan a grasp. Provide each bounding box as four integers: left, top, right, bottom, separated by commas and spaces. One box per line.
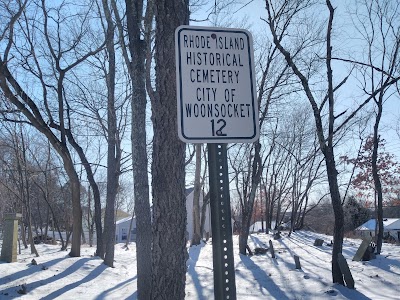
362, 243, 376, 261
294, 255, 301, 269
313, 238, 324, 246
269, 240, 275, 258
352, 236, 373, 261
337, 253, 355, 289
1, 213, 22, 263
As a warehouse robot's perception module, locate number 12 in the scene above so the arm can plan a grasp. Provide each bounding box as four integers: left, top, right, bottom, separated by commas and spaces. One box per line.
211, 119, 227, 136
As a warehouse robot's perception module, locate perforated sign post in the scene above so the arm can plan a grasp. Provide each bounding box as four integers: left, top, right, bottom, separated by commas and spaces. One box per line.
176, 26, 259, 300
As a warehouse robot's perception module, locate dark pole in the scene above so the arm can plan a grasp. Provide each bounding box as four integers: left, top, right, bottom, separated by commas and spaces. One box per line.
208, 143, 237, 300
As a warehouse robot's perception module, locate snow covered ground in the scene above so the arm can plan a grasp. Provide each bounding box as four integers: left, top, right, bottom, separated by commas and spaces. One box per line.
1, 231, 399, 299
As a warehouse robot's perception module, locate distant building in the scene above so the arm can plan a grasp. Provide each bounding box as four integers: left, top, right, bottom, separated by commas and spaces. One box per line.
115, 216, 136, 243
355, 218, 400, 241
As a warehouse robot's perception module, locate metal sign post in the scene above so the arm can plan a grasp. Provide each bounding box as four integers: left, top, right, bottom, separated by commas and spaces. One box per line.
208, 143, 236, 300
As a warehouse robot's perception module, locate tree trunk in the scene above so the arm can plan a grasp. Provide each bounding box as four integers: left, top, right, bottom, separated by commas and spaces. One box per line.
102, 0, 118, 268
64, 133, 103, 258
151, 1, 189, 298
191, 144, 202, 246
372, 100, 384, 254
200, 192, 210, 240
44, 206, 49, 242
19, 130, 39, 257
239, 142, 263, 255
324, 147, 344, 285
264, 184, 271, 234
64, 160, 82, 257
20, 221, 28, 249
239, 211, 252, 254
123, 0, 153, 297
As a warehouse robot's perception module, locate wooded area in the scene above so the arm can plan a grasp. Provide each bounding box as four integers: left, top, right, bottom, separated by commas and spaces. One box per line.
0, 0, 399, 298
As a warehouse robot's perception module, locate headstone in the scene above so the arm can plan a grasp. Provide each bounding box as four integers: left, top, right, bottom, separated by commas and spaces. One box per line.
352, 236, 372, 261
269, 240, 275, 258
362, 243, 376, 261
1, 213, 22, 263
337, 253, 355, 289
294, 255, 301, 269
313, 238, 324, 246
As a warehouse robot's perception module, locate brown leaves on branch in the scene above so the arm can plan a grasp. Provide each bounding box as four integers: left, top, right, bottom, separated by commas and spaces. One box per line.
340, 135, 400, 206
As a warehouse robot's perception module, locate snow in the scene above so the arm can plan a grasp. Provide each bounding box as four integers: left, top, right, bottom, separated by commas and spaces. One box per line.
1, 231, 400, 299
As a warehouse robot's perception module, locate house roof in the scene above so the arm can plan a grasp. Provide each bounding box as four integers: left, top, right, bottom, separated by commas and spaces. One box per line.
356, 218, 400, 231
185, 187, 194, 197
115, 216, 134, 225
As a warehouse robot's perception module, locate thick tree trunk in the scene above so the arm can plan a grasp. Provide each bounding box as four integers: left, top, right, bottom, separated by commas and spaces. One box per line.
151, 1, 189, 298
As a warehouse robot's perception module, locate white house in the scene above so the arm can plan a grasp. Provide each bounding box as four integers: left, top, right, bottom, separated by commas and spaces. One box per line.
115, 216, 136, 243
355, 218, 400, 241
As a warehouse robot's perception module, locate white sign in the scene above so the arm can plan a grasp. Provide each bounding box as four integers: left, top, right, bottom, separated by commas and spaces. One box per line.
175, 26, 259, 143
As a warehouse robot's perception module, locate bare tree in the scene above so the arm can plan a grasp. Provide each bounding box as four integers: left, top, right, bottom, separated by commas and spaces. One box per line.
107, 0, 154, 295
0, 0, 106, 257
98, 0, 120, 268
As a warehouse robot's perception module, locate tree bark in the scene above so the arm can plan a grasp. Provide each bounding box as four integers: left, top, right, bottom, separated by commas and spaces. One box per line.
239, 142, 263, 255
101, 0, 119, 268
191, 144, 202, 246
200, 192, 210, 239
372, 99, 384, 254
151, 0, 189, 298
324, 147, 344, 284
123, 0, 153, 297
